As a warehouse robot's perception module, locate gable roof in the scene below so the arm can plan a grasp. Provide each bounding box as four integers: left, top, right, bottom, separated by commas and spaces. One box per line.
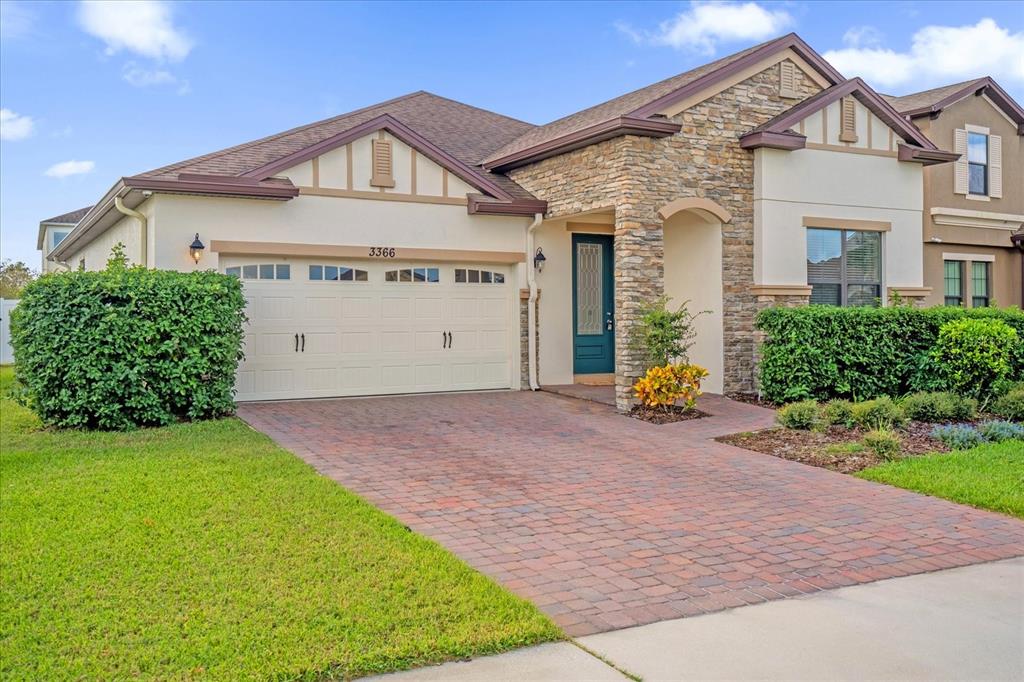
482, 33, 845, 171
883, 77, 1024, 134
740, 77, 960, 166
138, 90, 539, 199
37, 206, 93, 250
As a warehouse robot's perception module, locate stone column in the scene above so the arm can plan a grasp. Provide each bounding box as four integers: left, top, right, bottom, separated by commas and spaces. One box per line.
614, 205, 664, 411
519, 289, 539, 389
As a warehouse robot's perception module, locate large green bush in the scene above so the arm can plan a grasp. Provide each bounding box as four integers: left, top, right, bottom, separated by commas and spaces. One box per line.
930, 318, 1017, 403
10, 254, 246, 429
756, 305, 1024, 404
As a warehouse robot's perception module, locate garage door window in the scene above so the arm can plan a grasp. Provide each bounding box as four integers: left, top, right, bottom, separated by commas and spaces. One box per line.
385, 267, 439, 283
309, 265, 368, 282
455, 268, 505, 284
226, 264, 290, 280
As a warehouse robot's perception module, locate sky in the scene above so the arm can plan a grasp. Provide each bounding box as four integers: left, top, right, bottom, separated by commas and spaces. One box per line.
2, 0, 1023, 268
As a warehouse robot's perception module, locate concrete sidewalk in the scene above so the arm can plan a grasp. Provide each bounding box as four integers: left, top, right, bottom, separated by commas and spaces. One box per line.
374, 557, 1024, 681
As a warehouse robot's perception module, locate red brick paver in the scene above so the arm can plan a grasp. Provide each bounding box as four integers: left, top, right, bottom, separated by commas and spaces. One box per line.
239, 391, 1024, 636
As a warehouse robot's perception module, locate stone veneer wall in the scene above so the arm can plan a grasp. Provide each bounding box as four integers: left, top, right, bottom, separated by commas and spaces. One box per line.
519, 291, 539, 388
510, 59, 823, 409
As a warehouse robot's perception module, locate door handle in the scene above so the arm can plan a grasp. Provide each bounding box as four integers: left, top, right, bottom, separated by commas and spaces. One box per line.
295, 333, 299, 352
442, 331, 447, 349
301, 333, 305, 352
605, 313, 614, 331
448, 331, 453, 349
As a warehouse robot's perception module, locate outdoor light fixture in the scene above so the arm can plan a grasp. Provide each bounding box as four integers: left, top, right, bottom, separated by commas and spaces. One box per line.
189, 233, 205, 264
533, 246, 546, 272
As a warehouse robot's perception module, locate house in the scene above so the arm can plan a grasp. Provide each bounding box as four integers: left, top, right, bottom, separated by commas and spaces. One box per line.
36, 206, 93, 273
884, 78, 1024, 309
43, 33, 959, 410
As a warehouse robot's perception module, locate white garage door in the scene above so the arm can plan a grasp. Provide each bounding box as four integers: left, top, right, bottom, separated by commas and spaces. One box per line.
227, 258, 515, 401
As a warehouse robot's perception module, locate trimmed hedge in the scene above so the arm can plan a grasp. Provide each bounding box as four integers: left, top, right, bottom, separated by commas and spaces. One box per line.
10, 259, 246, 429
756, 305, 1024, 404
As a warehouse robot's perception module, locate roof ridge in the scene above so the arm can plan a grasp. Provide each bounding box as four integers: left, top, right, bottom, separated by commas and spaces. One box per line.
139, 90, 431, 179
410, 89, 536, 128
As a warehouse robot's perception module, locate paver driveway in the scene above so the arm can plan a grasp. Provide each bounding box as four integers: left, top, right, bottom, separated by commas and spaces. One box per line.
239, 391, 1024, 636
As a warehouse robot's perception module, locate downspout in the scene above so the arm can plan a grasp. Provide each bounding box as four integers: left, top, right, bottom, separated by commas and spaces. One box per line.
525, 212, 544, 390
114, 196, 147, 267
1011, 232, 1024, 307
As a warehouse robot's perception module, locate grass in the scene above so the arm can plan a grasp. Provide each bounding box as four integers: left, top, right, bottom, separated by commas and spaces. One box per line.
857, 440, 1024, 518
0, 367, 559, 679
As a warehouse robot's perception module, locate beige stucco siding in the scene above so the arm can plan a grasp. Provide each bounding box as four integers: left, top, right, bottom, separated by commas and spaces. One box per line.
754, 147, 925, 291
922, 243, 1021, 308
61, 201, 153, 271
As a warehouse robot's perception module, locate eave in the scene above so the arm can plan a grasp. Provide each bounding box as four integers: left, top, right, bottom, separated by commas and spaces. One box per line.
467, 194, 547, 217
739, 130, 806, 150
897, 144, 960, 166
899, 77, 1024, 135
482, 117, 682, 173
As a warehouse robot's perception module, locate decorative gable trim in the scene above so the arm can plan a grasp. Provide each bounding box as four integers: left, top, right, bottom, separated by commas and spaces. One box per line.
370, 137, 395, 188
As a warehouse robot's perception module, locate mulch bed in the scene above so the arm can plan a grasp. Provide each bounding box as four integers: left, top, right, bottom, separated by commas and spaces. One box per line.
725, 392, 776, 408
717, 422, 949, 474
630, 405, 710, 424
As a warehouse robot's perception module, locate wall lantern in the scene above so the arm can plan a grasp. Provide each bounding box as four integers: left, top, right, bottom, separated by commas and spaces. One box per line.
189, 233, 205, 264
533, 247, 547, 272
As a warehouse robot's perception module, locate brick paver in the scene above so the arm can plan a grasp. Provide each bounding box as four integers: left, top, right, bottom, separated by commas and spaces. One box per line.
239, 391, 1024, 636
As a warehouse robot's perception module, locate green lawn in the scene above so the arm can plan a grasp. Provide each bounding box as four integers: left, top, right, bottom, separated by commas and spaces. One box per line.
857, 440, 1024, 518
0, 367, 559, 679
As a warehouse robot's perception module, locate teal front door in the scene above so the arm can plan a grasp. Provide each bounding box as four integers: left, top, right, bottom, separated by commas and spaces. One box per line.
572, 233, 615, 374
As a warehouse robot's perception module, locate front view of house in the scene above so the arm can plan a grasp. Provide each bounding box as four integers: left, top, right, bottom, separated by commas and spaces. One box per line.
46, 33, 1017, 411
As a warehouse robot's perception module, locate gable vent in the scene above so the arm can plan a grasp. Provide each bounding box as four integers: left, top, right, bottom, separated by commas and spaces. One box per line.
370, 138, 395, 188
839, 97, 858, 143
779, 61, 798, 99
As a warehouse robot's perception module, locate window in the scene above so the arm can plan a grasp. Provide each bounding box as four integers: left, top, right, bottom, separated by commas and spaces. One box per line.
944, 260, 964, 306
384, 267, 439, 283
309, 265, 368, 282
225, 263, 290, 280
51, 229, 70, 250
968, 132, 988, 195
454, 268, 505, 284
806, 228, 882, 307
972, 261, 990, 307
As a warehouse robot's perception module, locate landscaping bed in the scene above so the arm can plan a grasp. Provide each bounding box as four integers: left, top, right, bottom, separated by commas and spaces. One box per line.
719, 422, 947, 474
0, 367, 559, 679
630, 404, 709, 424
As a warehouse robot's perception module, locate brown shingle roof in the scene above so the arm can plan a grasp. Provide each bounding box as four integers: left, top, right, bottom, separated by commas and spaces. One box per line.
881, 78, 987, 114
138, 91, 538, 197
40, 206, 93, 225
483, 33, 844, 167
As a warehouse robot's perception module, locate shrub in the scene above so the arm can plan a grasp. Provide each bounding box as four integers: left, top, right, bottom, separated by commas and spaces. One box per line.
629, 297, 707, 369
931, 424, 986, 450
633, 363, 708, 411
851, 397, 905, 429
863, 428, 901, 459
976, 420, 1024, 442
821, 399, 854, 427
776, 399, 819, 430
931, 318, 1017, 404
900, 391, 977, 423
992, 388, 1024, 422
10, 250, 246, 430
756, 306, 1024, 404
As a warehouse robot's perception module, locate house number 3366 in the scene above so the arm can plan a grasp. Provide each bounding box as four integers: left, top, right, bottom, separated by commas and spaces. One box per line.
368, 247, 397, 258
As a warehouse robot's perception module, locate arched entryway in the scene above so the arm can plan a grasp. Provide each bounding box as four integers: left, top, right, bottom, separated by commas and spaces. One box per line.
659, 199, 729, 394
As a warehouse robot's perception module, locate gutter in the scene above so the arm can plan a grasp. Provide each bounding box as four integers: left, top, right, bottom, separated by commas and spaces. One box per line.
114, 196, 147, 267
525, 212, 544, 391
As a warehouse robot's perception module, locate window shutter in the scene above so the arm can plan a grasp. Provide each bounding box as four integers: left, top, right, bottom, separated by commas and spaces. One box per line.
953, 129, 968, 194
370, 139, 395, 188
779, 61, 797, 98
839, 98, 858, 143
989, 134, 1002, 198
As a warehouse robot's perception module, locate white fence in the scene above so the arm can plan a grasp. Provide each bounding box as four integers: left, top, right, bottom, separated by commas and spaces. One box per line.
0, 298, 18, 365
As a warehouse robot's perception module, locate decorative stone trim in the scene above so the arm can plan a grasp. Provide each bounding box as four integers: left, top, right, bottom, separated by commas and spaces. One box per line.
750, 284, 813, 297
519, 293, 539, 389
887, 286, 932, 298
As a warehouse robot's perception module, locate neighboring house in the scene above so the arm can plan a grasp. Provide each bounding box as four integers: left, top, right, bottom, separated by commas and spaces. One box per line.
885, 78, 1024, 309
45, 33, 957, 410
37, 206, 93, 273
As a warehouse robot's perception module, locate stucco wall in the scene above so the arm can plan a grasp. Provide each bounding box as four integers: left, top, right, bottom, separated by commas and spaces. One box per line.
922, 243, 1022, 308
754, 147, 925, 290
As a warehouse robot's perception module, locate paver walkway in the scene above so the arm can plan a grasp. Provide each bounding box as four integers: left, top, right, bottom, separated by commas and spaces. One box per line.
239, 390, 1024, 636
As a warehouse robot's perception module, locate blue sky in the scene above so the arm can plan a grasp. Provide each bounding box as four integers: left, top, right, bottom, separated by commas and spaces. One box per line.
2, 0, 1022, 267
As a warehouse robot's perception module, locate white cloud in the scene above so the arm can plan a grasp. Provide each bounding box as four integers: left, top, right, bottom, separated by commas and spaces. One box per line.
0, 109, 34, 141
618, 1, 792, 55
44, 160, 95, 178
0, 1, 34, 40
78, 0, 192, 62
121, 62, 191, 95
824, 19, 1024, 90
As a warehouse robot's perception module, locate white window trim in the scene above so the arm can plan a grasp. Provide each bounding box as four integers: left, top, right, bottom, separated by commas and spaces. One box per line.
942, 252, 995, 263
964, 123, 991, 200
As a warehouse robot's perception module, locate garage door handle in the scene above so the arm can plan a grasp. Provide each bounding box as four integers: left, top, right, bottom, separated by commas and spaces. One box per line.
448, 331, 453, 349
294, 333, 299, 352
301, 333, 305, 352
